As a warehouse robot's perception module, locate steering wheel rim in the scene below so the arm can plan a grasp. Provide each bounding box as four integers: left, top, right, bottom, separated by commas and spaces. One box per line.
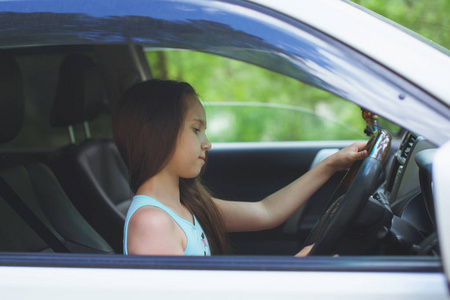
305, 130, 392, 255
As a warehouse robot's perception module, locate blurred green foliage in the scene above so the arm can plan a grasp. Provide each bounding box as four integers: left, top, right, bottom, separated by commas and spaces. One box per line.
147, 50, 369, 142
351, 0, 450, 49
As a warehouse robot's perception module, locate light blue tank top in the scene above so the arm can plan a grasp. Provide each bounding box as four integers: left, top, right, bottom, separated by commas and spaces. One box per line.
123, 195, 211, 256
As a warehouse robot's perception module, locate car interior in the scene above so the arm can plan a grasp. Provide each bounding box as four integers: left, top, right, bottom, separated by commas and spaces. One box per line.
0, 44, 440, 258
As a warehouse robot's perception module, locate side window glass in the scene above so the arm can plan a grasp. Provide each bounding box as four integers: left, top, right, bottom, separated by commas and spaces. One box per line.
146, 50, 399, 142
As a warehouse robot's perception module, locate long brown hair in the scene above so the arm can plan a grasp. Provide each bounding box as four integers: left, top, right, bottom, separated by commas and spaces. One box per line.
112, 79, 227, 254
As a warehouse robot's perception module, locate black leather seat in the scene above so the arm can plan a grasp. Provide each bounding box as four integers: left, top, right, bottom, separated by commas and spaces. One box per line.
0, 49, 114, 254
49, 54, 132, 253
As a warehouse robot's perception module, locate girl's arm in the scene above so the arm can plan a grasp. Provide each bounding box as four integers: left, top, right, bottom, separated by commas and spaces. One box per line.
214, 142, 368, 232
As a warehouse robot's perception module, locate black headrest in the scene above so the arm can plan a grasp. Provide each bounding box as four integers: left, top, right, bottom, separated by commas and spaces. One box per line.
0, 49, 24, 144
50, 54, 107, 127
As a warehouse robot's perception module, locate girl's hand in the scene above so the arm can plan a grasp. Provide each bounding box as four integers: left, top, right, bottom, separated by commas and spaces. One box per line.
324, 141, 368, 172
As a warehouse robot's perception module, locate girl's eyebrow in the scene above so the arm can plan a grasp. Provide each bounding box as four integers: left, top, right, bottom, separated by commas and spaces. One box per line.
193, 118, 207, 128
193, 118, 206, 125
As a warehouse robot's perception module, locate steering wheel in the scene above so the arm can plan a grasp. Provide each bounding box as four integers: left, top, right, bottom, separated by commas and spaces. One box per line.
305, 129, 392, 255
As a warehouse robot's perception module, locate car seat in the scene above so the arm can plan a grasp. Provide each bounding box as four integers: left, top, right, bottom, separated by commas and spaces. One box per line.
49, 54, 133, 253
0, 49, 114, 254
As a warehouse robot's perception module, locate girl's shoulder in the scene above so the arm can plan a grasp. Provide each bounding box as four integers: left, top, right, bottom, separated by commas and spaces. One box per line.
129, 205, 176, 232
127, 206, 186, 255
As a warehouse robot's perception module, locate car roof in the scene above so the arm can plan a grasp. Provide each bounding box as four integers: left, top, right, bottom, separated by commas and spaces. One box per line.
249, 0, 450, 107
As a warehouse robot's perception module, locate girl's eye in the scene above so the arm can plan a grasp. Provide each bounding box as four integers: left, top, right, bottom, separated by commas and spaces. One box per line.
193, 128, 200, 134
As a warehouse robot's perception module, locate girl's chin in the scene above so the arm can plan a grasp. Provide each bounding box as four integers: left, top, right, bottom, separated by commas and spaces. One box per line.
179, 165, 204, 179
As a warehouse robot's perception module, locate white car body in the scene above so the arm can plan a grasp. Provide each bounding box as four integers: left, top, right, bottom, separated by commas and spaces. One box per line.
0, 267, 448, 299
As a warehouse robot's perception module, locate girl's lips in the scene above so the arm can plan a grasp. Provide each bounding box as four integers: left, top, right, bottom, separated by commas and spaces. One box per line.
199, 156, 206, 162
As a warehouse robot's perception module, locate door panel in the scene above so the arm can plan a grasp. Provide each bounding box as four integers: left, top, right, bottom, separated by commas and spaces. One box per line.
202, 141, 354, 255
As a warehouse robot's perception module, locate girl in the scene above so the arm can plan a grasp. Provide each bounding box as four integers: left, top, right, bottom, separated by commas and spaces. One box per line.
113, 79, 367, 256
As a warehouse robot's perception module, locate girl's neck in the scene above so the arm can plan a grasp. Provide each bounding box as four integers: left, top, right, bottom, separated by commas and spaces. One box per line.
136, 170, 181, 207
136, 170, 195, 225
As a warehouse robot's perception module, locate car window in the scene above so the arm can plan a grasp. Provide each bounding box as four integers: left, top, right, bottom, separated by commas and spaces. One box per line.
146, 50, 400, 142
5, 48, 401, 149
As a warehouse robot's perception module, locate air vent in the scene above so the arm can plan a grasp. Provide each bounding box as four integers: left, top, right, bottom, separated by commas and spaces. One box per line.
398, 133, 417, 163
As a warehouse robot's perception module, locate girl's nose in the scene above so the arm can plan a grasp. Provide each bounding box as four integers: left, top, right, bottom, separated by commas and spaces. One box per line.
202, 135, 212, 151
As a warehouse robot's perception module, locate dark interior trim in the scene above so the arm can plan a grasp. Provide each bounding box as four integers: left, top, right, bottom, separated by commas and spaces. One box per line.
0, 253, 442, 273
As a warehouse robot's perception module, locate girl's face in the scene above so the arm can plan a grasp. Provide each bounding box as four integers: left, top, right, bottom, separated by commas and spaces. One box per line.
166, 94, 211, 179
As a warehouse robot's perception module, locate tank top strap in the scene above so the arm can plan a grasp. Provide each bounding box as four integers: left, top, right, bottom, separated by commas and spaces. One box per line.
133, 196, 194, 226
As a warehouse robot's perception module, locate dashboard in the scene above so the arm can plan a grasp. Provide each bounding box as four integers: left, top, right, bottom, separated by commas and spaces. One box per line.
379, 132, 437, 255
